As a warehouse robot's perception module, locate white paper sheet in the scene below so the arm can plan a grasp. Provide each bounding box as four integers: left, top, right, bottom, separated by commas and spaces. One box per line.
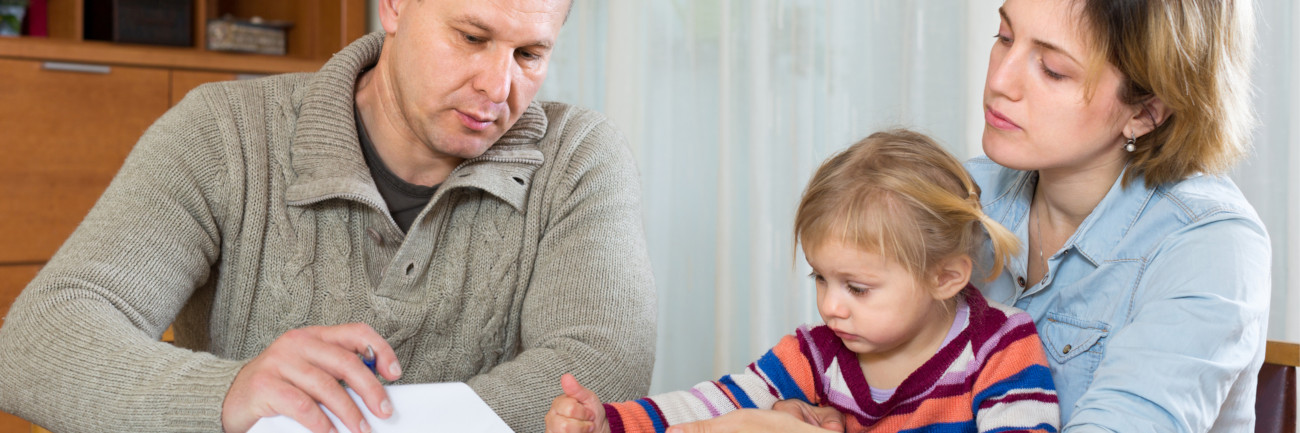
248, 382, 513, 433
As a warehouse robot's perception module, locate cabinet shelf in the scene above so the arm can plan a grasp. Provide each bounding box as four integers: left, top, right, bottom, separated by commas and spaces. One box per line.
3, 0, 367, 74
0, 36, 328, 74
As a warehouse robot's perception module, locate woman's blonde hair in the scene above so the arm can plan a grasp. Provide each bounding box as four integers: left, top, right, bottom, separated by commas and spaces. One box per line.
1076, 0, 1256, 186
793, 129, 1019, 292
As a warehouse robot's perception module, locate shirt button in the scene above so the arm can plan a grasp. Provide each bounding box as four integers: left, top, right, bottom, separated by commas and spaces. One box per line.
1016, 276, 1026, 287
367, 227, 384, 245
1063, 344, 1072, 354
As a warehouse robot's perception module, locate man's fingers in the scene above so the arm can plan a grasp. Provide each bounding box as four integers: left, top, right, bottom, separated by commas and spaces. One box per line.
296, 325, 394, 421
316, 323, 402, 382
339, 362, 392, 421
266, 381, 339, 433
306, 343, 392, 420
287, 361, 369, 433
222, 323, 402, 433
282, 331, 390, 420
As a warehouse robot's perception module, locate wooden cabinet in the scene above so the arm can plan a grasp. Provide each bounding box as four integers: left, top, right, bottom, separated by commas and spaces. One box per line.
0, 1, 367, 431
0, 414, 25, 433
0, 58, 170, 264
0, 265, 39, 432
0, 265, 40, 330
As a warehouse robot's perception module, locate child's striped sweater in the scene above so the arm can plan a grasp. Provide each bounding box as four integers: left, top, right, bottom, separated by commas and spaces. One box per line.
603, 288, 1059, 432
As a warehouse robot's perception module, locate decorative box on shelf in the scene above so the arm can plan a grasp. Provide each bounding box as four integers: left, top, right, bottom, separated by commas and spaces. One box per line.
207, 15, 292, 56
84, 0, 192, 47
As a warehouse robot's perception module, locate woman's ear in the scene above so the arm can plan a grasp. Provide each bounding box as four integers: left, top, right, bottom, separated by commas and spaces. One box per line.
1126, 96, 1170, 139
930, 255, 973, 301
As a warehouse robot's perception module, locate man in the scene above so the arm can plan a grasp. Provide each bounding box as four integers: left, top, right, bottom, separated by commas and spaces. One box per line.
0, 0, 657, 432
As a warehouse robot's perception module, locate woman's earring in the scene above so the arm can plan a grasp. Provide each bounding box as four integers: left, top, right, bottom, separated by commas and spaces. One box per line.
1124, 133, 1136, 153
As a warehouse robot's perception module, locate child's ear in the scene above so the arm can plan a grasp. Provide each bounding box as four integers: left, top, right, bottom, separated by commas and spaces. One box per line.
930, 255, 973, 300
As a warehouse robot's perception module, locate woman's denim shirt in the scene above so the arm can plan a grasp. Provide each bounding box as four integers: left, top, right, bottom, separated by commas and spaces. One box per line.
965, 157, 1271, 433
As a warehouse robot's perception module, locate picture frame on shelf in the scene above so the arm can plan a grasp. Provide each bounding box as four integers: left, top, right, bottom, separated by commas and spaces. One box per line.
0, 0, 28, 37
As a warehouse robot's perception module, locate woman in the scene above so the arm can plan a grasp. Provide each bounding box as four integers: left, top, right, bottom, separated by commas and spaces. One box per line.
673, 0, 1269, 431
970, 0, 1268, 430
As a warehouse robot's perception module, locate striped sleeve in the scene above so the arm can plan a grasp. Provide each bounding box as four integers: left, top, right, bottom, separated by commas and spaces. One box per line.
604, 333, 820, 433
972, 313, 1060, 433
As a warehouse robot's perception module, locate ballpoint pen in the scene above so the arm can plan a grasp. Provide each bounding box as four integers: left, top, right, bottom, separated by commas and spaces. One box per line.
362, 345, 377, 374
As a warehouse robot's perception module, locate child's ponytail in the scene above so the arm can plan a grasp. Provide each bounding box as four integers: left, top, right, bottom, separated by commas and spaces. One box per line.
965, 189, 1019, 281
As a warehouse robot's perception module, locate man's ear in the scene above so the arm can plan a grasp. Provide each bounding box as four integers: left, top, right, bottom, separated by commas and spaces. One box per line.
378, 0, 410, 35
1126, 96, 1170, 139
929, 255, 973, 301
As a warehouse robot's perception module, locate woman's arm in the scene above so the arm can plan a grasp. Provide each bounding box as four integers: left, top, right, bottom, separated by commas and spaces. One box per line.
665, 409, 840, 433
1066, 216, 1270, 432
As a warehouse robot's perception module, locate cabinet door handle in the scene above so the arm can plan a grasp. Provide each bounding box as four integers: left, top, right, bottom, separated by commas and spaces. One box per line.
41, 62, 112, 74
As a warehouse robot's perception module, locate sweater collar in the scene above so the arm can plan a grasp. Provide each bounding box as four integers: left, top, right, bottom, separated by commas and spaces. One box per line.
284, 32, 548, 211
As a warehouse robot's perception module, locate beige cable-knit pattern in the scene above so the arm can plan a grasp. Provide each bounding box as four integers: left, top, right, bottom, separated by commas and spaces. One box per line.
0, 32, 656, 432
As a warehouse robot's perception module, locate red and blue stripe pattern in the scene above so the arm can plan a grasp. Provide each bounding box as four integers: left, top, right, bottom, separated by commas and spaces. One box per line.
603, 288, 1059, 432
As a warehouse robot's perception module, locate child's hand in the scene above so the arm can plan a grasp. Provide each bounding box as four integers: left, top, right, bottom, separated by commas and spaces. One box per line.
545, 373, 610, 433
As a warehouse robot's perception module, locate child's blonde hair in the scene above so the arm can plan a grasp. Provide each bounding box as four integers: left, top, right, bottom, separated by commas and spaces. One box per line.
794, 129, 1018, 291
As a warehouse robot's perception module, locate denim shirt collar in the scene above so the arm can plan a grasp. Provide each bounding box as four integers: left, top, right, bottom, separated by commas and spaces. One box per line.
1012, 166, 1158, 268
1069, 168, 1156, 265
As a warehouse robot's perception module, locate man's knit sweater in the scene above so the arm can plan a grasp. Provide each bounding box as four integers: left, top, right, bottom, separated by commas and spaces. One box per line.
604, 289, 1058, 432
0, 32, 657, 432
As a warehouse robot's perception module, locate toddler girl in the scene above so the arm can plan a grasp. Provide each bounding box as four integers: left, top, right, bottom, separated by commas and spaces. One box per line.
546, 129, 1059, 432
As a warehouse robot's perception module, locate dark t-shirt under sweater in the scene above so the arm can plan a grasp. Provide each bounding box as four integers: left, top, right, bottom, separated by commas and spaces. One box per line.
355, 106, 438, 233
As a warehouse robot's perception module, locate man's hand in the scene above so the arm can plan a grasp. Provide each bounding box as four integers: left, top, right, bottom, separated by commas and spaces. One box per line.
545, 374, 610, 433
772, 399, 846, 432
221, 323, 402, 433
665, 408, 841, 433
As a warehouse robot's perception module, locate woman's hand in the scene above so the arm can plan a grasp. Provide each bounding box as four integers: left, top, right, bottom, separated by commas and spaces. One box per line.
772, 399, 846, 431
666, 408, 843, 433
545, 374, 610, 433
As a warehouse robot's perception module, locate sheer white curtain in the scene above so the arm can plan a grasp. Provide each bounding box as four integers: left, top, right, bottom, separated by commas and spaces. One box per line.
540, 0, 1002, 393
369, 0, 1298, 394
1239, 0, 1300, 348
